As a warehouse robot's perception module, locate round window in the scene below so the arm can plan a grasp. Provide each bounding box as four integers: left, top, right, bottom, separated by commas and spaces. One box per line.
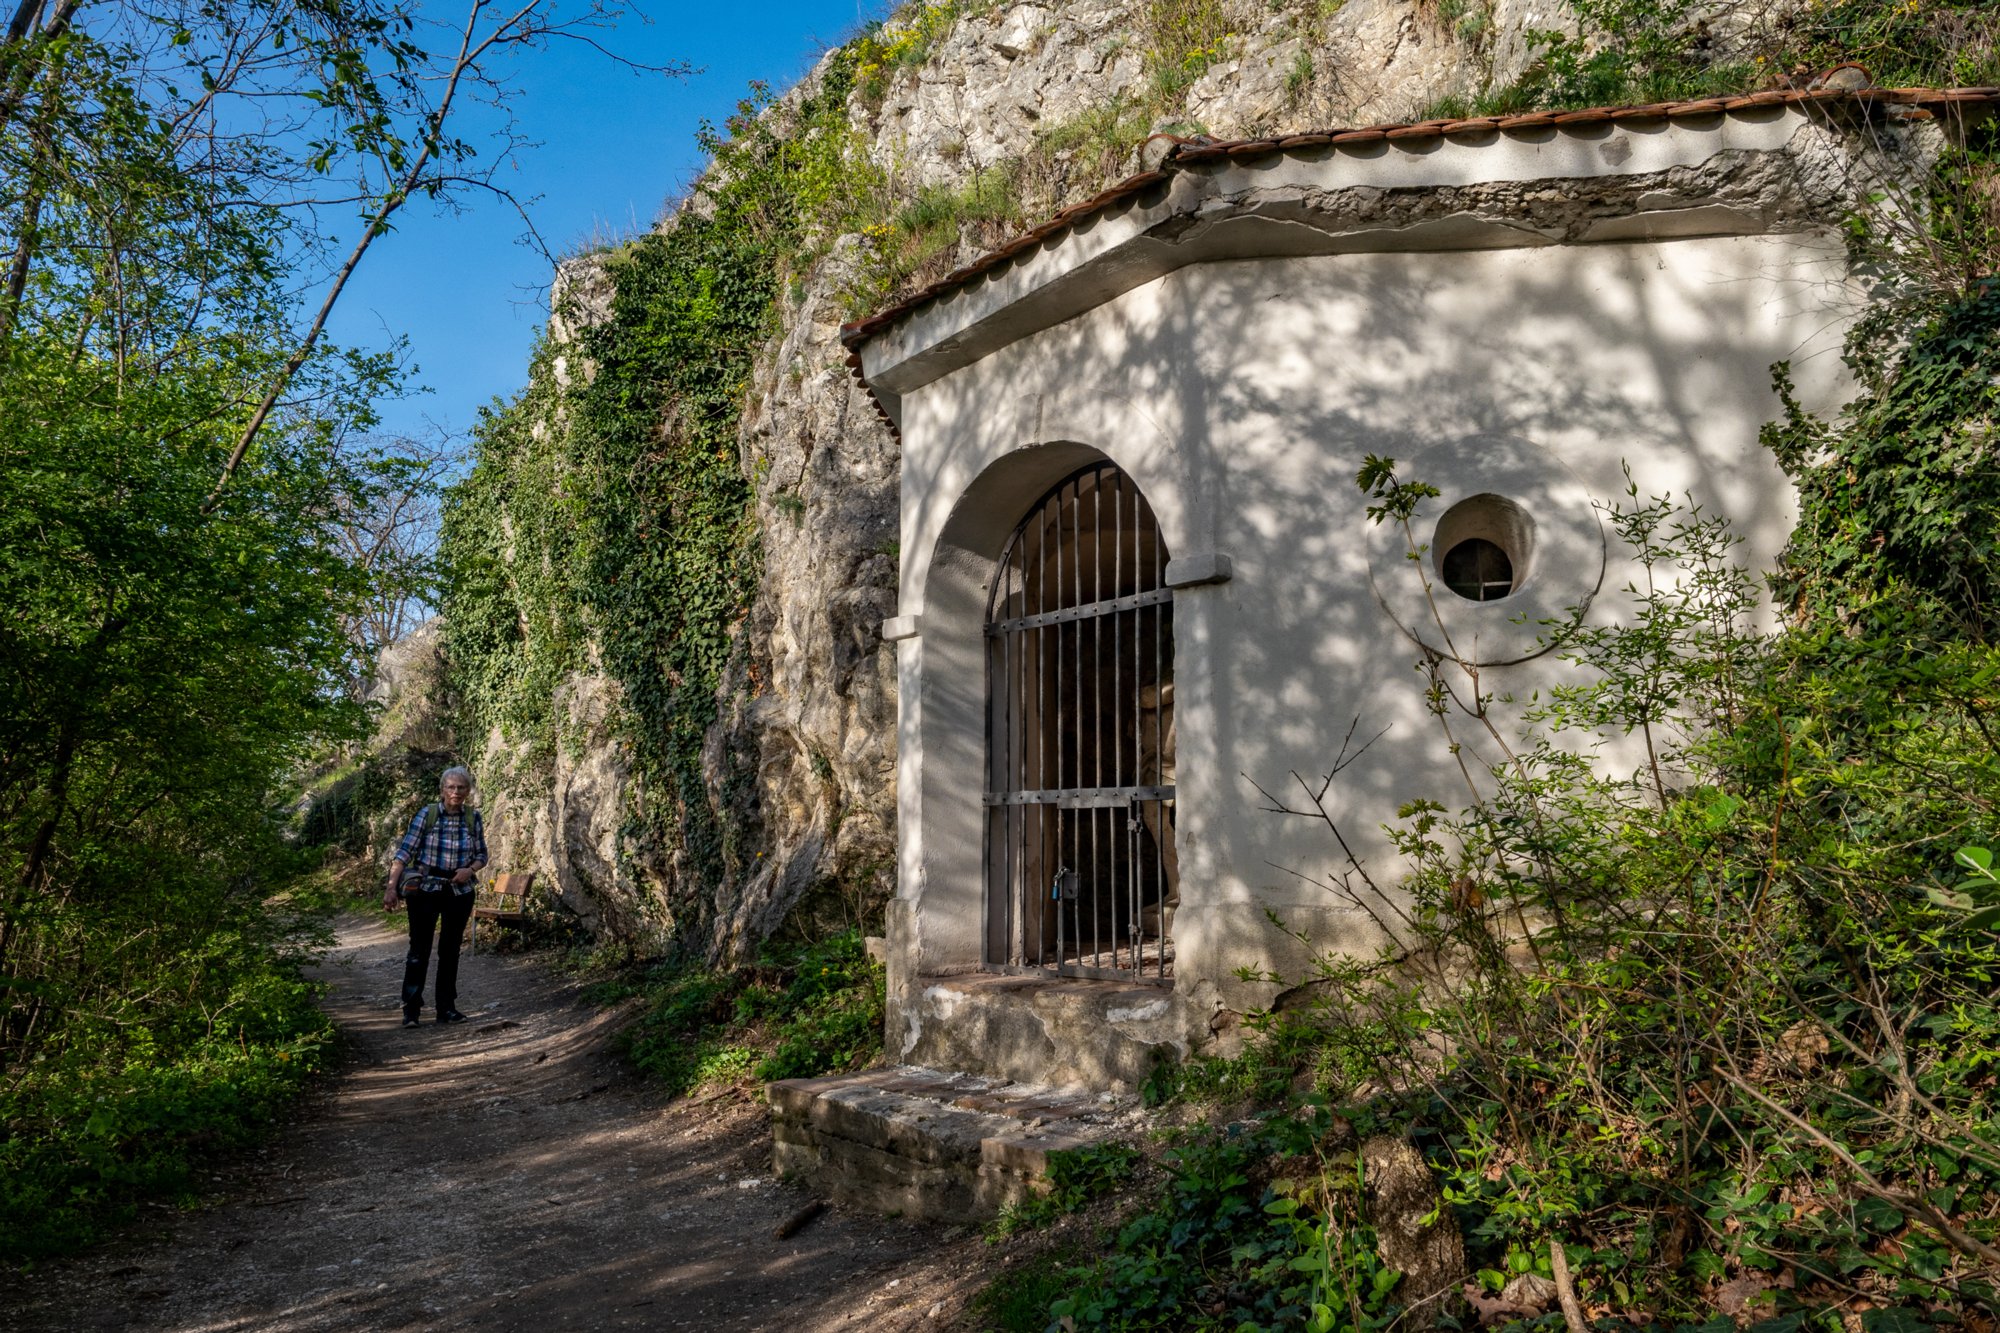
1441, 538, 1513, 601
1431, 493, 1533, 602
1365, 437, 1603, 666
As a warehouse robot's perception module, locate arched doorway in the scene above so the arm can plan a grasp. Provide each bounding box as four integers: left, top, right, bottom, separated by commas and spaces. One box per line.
984, 461, 1176, 982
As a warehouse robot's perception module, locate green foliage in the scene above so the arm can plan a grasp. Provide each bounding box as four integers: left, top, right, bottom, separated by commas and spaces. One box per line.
441, 64, 876, 933
851, 0, 988, 102
606, 929, 884, 1095
1286, 46, 1315, 98
1513, 0, 1756, 108
989, 1142, 1141, 1238
1142, 0, 1234, 98
0, 3, 434, 1261
847, 161, 1024, 314
1497, 0, 1999, 112
0, 912, 335, 1259
751, 941, 889, 1082
1764, 286, 2000, 641
970, 1249, 1082, 1333
1142, 1011, 1348, 1111
1222, 463, 2000, 1321
1034, 1111, 1404, 1332
1934, 845, 2000, 933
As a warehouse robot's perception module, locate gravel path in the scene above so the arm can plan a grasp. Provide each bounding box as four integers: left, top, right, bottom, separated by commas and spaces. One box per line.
1, 915, 1002, 1332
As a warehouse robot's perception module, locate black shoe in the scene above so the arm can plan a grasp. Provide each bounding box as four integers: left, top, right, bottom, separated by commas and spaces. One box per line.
402, 1015, 421, 1028
440, 1009, 467, 1024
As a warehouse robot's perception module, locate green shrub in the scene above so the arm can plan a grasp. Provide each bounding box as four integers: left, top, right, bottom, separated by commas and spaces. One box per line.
606, 929, 884, 1095
1223, 436, 2000, 1323
0, 941, 333, 1259
1029, 1111, 1401, 1332
1496, 0, 2000, 112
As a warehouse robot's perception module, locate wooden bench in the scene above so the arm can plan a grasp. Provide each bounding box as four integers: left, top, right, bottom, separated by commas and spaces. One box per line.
470, 872, 538, 954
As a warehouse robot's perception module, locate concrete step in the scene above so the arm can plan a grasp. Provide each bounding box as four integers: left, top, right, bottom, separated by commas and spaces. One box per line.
768, 1066, 1139, 1221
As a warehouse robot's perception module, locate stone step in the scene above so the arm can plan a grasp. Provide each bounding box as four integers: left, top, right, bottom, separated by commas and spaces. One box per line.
768, 1066, 1137, 1222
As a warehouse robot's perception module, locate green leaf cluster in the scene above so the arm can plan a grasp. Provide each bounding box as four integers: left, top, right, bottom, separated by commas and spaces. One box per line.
589, 928, 885, 1095
1766, 282, 2000, 640
989, 1142, 1141, 1239
1933, 845, 2000, 933
1036, 1110, 1401, 1333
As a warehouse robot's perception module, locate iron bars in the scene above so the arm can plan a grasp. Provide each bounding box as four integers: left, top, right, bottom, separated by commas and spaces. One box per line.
983, 462, 1177, 983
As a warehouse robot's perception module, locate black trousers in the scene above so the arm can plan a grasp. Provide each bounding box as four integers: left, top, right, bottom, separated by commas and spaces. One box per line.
402, 890, 475, 1018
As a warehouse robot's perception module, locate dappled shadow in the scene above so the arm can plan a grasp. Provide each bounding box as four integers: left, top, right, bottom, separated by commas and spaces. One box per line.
0, 916, 951, 1333
897, 229, 1857, 999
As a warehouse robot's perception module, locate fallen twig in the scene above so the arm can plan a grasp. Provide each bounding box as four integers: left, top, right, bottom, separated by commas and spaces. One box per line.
774, 1200, 826, 1239
1548, 1239, 1588, 1333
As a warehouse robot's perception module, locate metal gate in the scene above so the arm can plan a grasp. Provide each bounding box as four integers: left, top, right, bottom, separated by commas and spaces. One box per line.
984, 461, 1176, 982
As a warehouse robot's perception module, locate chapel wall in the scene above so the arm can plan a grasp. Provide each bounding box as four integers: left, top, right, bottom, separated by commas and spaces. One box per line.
892, 226, 1862, 1029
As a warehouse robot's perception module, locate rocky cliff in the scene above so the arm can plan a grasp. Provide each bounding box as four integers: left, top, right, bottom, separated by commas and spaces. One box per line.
441, 0, 1569, 957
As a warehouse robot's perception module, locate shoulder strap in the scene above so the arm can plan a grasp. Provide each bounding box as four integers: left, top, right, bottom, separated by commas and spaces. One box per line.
415, 802, 439, 848
469, 808, 483, 841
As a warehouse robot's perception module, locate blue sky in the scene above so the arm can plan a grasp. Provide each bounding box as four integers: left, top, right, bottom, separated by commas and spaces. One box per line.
326, 0, 878, 443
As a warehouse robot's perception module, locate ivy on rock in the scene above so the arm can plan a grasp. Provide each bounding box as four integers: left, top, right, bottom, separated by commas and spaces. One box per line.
439, 55, 866, 947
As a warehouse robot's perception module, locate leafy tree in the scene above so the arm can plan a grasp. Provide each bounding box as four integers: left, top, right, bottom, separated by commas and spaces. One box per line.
0, 0, 676, 1253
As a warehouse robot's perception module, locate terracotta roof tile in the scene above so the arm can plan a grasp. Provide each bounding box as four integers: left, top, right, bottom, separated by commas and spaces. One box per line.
838, 84, 2000, 427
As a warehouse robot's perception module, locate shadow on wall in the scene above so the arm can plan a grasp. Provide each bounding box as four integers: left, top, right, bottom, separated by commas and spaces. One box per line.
906, 231, 1855, 991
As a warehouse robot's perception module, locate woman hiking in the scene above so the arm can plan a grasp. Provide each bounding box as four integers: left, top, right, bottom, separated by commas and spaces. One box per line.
383, 767, 489, 1028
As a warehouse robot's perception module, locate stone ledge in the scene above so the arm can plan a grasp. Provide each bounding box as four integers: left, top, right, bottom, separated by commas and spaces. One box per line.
768, 1065, 1141, 1221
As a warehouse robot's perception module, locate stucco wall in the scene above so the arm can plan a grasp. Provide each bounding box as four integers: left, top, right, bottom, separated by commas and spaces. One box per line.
889, 228, 1861, 1036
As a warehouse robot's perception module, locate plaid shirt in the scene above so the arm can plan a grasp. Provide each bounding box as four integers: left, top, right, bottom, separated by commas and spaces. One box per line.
394, 806, 488, 895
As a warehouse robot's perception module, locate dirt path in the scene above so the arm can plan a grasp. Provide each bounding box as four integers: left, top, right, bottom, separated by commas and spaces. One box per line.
1, 916, 1008, 1332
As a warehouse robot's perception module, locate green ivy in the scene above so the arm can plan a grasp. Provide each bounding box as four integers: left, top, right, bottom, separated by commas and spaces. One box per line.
1764, 279, 2000, 641
598, 928, 885, 1094
1041, 1110, 1402, 1333
439, 56, 872, 944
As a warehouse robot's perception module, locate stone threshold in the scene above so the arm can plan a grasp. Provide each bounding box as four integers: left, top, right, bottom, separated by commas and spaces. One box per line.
890, 970, 1190, 1092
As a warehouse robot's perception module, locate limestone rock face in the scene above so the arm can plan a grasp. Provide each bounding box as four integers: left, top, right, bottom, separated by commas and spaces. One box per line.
866, 0, 1148, 189
714, 235, 902, 957
478, 673, 652, 941
452, 0, 1552, 955
866, 0, 1551, 192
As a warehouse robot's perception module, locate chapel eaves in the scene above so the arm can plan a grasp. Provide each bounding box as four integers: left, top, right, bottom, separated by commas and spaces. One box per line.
838, 85, 2000, 435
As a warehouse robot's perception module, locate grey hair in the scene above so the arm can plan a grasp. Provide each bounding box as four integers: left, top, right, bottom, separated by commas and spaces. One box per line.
440, 765, 474, 788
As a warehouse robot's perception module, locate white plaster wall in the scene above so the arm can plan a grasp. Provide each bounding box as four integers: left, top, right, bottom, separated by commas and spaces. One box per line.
895, 230, 1860, 1013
